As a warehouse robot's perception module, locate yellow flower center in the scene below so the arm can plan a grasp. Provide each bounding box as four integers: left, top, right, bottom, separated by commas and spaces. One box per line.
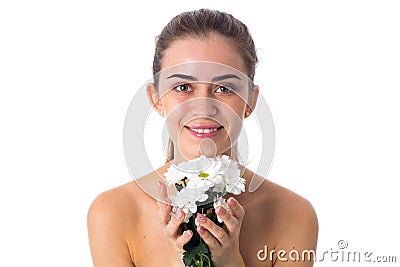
198, 172, 209, 179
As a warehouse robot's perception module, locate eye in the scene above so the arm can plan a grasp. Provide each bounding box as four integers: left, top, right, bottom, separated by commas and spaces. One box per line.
173, 83, 193, 93
215, 85, 234, 94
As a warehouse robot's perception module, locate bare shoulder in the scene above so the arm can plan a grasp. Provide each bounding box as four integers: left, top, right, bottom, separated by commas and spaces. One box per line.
264, 178, 317, 224
240, 170, 318, 266
242, 169, 318, 226
86, 166, 167, 267
87, 166, 165, 223
88, 181, 140, 226
87, 181, 144, 267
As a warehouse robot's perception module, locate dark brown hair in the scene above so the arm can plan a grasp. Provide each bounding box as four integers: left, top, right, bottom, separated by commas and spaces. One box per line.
152, 9, 258, 162
152, 9, 258, 87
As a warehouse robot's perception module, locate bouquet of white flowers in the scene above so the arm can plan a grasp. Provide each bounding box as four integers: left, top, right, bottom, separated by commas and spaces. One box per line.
164, 155, 246, 267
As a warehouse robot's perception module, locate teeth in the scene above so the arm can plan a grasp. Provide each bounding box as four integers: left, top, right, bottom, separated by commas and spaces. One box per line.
190, 128, 219, 133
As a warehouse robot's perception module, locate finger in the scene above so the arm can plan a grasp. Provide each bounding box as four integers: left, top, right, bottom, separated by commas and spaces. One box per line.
176, 230, 193, 250
157, 180, 168, 202
197, 225, 222, 253
227, 197, 245, 223
157, 199, 171, 226
165, 209, 185, 238
215, 206, 239, 236
157, 180, 173, 225
196, 214, 227, 245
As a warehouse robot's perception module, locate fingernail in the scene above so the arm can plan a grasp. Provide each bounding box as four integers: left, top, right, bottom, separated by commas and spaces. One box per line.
198, 226, 205, 234
184, 231, 192, 238
176, 211, 183, 220
198, 214, 207, 223
216, 206, 226, 215
229, 197, 237, 207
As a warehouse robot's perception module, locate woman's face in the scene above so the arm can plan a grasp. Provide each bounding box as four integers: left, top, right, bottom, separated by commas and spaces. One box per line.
147, 34, 259, 162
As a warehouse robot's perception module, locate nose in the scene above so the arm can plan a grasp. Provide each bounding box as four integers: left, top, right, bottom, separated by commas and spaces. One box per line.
191, 97, 217, 117
191, 85, 217, 117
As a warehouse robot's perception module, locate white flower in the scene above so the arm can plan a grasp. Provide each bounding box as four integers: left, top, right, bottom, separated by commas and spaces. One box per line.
215, 155, 246, 195
178, 155, 224, 189
164, 155, 246, 223
225, 177, 246, 195
186, 172, 223, 189
177, 155, 214, 172
171, 187, 209, 214
213, 197, 232, 223
212, 181, 225, 193
217, 155, 240, 182
164, 164, 186, 186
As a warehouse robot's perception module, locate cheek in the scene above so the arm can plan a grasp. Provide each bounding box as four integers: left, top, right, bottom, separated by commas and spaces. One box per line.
225, 98, 246, 116
161, 97, 186, 115
162, 98, 189, 142
225, 114, 243, 140
221, 100, 246, 141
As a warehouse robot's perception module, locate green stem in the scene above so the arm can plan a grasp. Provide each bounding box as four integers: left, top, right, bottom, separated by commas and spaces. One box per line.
203, 253, 211, 267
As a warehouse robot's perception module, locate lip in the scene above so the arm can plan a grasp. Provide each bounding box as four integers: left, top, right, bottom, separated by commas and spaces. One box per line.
184, 124, 223, 138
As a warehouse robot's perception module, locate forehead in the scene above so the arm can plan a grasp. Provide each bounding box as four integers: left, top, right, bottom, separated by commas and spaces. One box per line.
161, 34, 247, 75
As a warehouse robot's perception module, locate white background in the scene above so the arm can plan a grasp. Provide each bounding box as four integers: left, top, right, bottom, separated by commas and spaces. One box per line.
1, 1, 399, 266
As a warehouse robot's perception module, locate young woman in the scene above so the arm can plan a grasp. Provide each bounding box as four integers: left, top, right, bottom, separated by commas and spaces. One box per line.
88, 9, 318, 267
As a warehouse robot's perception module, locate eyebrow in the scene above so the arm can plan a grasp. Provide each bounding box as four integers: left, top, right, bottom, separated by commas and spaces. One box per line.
166, 73, 242, 82
211, 74, 242, 82
166, 74, 197, 80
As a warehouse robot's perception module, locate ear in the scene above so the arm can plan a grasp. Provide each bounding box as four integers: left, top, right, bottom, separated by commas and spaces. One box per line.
245, 85, 259, 118
146, 83, 164, 117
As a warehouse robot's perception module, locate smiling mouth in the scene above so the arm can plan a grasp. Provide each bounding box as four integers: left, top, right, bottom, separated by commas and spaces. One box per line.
184, 125, 224, 138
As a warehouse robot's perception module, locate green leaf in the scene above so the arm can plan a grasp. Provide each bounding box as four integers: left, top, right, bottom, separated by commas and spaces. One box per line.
182, 242, 211, 266
197, 242, 210, 254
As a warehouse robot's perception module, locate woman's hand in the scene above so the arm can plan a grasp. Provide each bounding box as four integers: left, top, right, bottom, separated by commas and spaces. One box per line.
157, 181, 192, 266
196, 197, 246, 267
